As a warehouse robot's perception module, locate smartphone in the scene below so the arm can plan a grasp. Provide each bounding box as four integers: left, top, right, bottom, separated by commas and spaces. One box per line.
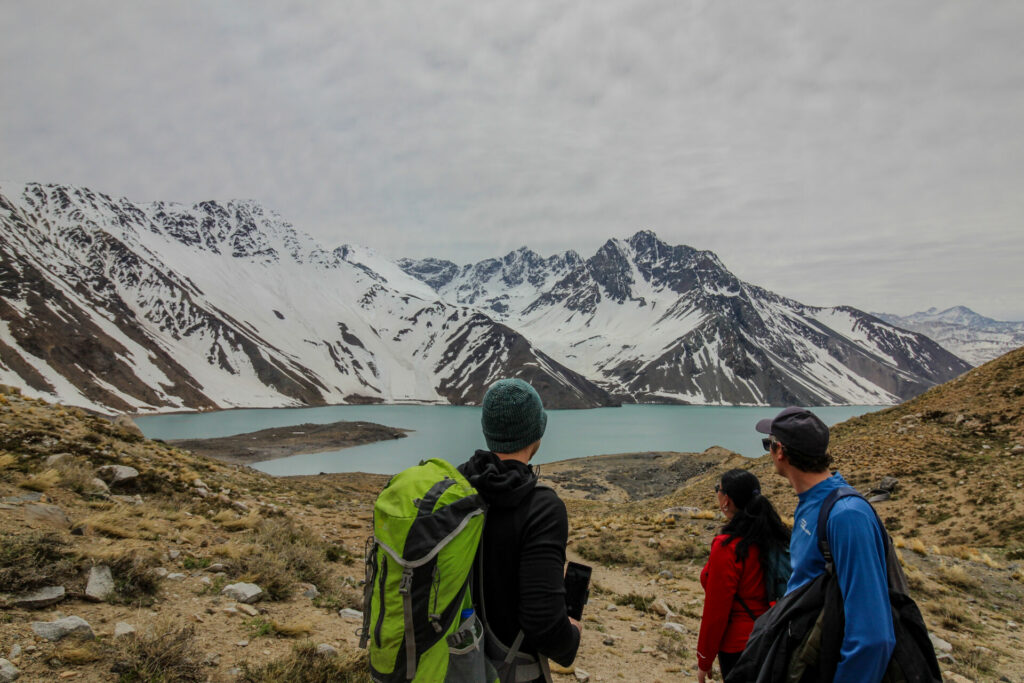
564, 561, 592, 620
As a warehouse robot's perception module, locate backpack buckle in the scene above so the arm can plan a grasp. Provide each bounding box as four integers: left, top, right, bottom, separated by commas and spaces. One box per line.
399, 568, 414, 595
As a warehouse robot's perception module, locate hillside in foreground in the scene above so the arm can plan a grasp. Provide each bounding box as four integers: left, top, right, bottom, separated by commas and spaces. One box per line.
0, 348, 1022, 681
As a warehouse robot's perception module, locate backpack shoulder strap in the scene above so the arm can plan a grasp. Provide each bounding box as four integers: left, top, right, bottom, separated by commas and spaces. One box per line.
815, 485, 862, 564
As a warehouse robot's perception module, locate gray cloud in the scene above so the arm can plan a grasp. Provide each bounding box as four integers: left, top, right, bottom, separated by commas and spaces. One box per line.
3, 0, 1023, 319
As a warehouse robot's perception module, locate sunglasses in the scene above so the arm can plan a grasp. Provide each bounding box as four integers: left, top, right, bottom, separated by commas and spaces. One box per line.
714, 484, 721, 493
761, 437, 776, 451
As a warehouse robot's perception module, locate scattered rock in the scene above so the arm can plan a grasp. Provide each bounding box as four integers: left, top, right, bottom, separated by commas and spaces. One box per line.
235, 640, 249, 648
113, 415, 143, 437
151, 568, 169, 579
7, 646, 20, 660
315, 644, 338, 657
13, 586, 65, 609
339, 608, 363, 621
206, 563, 228, 573
650, 598, 674, 617
23, 504, 71, 530
96, 465, 139, 487
944, 674, 973, 683
236, 604, 260, 617
602, 637, 616, 646
168, 549, 181, 560
929, 633, 953, 653
31, 616, 95, 642
658, 570, 674, 579
231, 501, 249, 512
222, 582, 263, 604
300, 583, 319, 599
166, 573, 187, 581
44, 453, 74, 468
0, 659, 18, 682
1012, 444, 1024, 454
574, 668, 590, 682
604, 603, 618, 612
662, 622, 687, 635
88, 478, 109, 495
661, 506, 700, 521
114, 622, 136, 640
86, 566, 114, 601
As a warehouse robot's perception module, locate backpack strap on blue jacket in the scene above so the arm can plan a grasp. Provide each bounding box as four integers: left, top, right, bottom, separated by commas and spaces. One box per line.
816, 486, 863, 567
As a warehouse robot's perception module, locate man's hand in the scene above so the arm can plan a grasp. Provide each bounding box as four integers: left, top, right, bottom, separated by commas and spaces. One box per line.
569, 617, 583, 634
697, 667, 712, 683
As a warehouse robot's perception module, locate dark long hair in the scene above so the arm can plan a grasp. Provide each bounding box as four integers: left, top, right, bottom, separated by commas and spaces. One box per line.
719, 469, 790, 580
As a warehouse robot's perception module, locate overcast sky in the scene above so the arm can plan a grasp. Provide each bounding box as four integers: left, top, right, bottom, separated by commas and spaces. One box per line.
3, 1, 1023, 319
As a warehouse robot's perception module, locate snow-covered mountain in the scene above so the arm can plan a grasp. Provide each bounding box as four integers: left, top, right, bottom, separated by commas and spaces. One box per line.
872, 307, 1024, 367
400, 231, 971, 405
0, 182, 613, 413
1, 183, 971, 414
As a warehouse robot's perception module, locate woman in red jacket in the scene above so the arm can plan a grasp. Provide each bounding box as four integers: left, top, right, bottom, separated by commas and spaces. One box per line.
697, 469, 790, 682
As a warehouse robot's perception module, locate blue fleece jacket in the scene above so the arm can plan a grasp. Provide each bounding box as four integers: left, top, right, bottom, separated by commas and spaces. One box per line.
788, 472, 895, 683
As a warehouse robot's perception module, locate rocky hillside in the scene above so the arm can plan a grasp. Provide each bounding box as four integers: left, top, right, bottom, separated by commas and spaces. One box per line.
1, 348, 1023, 681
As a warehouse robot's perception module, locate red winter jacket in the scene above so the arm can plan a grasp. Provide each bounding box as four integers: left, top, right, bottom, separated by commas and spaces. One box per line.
696, 534, 770, 671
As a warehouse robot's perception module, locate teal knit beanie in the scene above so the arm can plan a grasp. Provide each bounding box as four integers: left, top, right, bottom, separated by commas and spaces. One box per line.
481, 378, 548, 453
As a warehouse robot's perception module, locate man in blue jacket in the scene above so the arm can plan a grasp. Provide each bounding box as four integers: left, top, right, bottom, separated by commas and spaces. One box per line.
757, 406, 895, 683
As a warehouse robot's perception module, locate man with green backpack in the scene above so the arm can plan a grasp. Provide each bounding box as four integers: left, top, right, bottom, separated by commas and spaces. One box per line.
362, 378, 581, 682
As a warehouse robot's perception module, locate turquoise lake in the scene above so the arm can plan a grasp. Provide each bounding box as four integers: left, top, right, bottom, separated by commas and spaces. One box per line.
134, 404, 885, 476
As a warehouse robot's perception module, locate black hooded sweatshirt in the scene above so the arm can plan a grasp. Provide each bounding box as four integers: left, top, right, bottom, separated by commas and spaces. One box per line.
458, 450, 581, 668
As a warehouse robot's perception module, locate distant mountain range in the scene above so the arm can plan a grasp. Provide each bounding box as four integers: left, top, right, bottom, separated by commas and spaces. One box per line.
0, 182, 970, 413
872, 307, 1024, 367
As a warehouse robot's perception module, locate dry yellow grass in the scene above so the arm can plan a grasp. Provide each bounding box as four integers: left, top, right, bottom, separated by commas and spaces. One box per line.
936, 562, 979, 590
909, 538, 928, 555
271, 619, 314, 637
221, 511, 263, 531
20, 468, 60, 491
209, 541, 261, 560
0, 453, 16, 469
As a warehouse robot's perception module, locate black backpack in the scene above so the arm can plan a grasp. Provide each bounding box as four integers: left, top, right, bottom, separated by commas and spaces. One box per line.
725, 486, 942, 683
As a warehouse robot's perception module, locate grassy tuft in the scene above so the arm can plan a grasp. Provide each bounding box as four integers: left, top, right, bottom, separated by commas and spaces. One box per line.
113, 620, 203, 682
20, 467, 61, 491
0, 531, 79, 593
576, 534, 642, 567
237, 641, 372, 682
247, 617, 314, 639
614, 592, 656, 613
935, 563, 980, 591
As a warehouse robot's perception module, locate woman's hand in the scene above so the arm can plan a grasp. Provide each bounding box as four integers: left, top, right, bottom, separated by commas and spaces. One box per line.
569, 617, 583, 634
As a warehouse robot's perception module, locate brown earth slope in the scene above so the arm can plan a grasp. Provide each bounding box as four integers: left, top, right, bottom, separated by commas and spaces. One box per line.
0, 348, 1022, 681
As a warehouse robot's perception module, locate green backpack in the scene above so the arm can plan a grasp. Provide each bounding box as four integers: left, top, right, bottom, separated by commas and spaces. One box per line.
360, 458, 491, 682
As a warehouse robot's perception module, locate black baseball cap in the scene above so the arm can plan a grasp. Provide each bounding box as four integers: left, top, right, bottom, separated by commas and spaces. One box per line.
755, 406, 829, 458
